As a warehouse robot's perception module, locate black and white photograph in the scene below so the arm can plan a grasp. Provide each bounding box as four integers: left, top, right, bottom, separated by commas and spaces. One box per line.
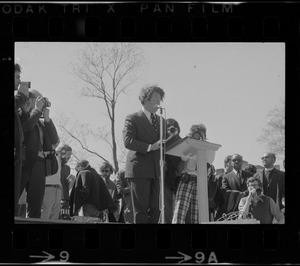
6, 1, 300, 264
14, 42, 285, 225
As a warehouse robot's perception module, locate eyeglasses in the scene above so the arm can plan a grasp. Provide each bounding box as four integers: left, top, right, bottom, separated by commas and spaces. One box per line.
101, 170, 110, 173
261, 156, 270, 160
232, 159, 242, 162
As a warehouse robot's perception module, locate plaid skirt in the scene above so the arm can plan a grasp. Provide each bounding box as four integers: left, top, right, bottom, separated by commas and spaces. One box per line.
172, 173, 198, 224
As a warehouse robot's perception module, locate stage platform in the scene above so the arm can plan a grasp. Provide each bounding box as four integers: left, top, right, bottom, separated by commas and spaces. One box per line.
14, 217, 112, 224
15, 217, 260, 224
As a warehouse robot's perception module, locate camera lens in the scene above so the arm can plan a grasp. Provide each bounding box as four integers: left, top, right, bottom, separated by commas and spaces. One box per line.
43, 97, 51, 108
168, 126, 176, 134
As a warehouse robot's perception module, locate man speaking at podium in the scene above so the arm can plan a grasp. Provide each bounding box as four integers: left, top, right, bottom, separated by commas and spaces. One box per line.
122, 85, 165, 224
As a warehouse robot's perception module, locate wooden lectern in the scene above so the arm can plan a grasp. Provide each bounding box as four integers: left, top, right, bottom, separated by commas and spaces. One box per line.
165, 137, 222, 223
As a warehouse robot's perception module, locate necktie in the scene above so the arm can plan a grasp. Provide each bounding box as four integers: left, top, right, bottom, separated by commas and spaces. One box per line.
150, 113, 159, 134
265, 169, 271, 182
37, 122, 43, 151
237, 171, 242, 185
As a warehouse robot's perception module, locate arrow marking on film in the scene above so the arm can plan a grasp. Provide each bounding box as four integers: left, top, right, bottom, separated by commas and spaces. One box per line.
30, 251, 55, 262
165, 251, 192, 263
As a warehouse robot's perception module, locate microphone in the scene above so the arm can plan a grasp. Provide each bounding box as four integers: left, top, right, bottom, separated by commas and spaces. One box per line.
156, 105, 165, 109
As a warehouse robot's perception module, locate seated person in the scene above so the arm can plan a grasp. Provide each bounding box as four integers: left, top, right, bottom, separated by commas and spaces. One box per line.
238, 176, 284, 224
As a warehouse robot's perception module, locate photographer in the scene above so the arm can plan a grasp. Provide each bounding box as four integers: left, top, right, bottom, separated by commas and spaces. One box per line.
14, 63, 29, 215
19, 88, 59, 218
238, 176, 284, 224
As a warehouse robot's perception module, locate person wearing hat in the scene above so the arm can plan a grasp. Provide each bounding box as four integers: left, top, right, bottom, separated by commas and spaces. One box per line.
41, 144, 73, 220
69, 160, 117, 222
19, 88, 59, 218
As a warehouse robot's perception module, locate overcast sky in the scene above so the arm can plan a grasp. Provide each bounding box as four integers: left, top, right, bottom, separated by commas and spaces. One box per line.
15, 42, 285, 173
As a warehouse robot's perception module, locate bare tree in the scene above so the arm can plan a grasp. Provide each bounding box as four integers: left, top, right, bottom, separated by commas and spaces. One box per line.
53, 114, 102, 167
258, 98, 285, 156
70, 43, 145, 173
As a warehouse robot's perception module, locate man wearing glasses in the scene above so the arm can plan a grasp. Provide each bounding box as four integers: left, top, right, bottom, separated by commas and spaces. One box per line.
253, 153, 285, 211
221, 153, 253, 215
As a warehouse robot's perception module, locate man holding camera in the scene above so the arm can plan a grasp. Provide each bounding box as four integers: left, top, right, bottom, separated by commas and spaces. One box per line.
238, 176, 284, 224
19, 88, 59, 218
14, 63, 29, 215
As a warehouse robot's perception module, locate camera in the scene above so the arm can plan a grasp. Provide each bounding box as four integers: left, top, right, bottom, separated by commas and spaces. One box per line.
192, 131, 204, 140
256, 187, 262, 195
168, 126, 177, 134
43, 97, 51, 108
21, 81, 31, 88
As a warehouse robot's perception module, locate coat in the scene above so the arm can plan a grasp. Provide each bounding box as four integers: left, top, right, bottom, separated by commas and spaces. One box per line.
220, 170, 253, 214
69, 166, 117, 216
20, 108, 59, 166
222, 170, 253, 193
14, 92, 26, 160
123, 110, 165, 179
253, 168, 285, 209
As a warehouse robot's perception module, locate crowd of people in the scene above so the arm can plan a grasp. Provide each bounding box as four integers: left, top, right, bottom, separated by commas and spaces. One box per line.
14, 66, 285, 224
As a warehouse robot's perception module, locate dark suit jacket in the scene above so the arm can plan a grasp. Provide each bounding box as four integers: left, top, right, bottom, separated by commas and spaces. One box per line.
123, 110, 164, 179
220, 170, 253, 214
20, 108, 59, 166
69, 167, 117, 216
254, 168, 285, 209
222, 170, 253, 193
14, 92, 26, 160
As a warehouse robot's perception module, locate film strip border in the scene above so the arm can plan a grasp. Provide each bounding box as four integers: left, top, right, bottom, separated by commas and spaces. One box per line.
3, 226, 300, 263
0, 2, 299, 41
2, 1, 300, 264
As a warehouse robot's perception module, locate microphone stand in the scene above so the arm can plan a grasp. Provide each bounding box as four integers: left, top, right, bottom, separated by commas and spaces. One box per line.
159, 107, 165, 224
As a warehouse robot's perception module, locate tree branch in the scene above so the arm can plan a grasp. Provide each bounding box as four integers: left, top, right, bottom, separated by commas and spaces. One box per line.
58, 125, 108, 163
